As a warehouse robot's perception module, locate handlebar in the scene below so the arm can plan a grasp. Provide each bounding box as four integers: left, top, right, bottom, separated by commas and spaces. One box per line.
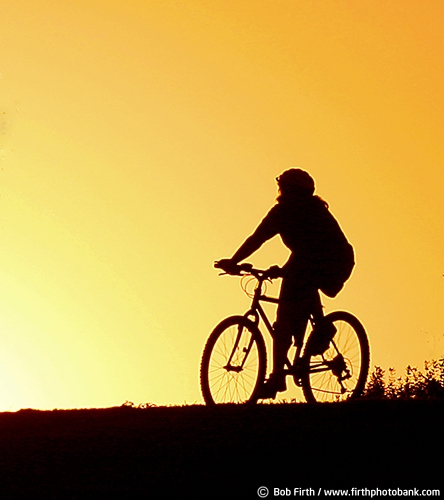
214, 260, 283, 280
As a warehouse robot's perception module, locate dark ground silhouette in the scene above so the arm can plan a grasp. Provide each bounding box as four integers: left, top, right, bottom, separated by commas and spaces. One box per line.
0, 400, 442, 497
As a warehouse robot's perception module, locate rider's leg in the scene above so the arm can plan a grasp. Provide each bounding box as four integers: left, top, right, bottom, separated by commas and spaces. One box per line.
260, 275, 315, 398
308, 290, 337, 355
272, 315, 305, 371
310, 290, 324, 324
276, 275, 319, 349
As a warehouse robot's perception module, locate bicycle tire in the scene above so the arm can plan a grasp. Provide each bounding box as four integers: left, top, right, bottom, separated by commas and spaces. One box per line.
200, 315, 267, 405
301, 311, 370, 403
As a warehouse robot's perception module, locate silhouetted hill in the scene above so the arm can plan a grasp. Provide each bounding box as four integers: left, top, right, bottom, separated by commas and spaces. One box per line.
0, 400, 442, 497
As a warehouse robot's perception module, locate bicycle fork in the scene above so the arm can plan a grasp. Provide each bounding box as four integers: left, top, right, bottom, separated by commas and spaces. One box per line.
224, 322, 255, 373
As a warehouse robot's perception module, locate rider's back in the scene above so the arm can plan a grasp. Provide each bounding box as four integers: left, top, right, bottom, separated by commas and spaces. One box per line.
257, 195, 354, 297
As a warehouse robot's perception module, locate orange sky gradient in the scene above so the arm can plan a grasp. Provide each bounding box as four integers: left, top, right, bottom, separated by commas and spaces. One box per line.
1, 1, 443, 410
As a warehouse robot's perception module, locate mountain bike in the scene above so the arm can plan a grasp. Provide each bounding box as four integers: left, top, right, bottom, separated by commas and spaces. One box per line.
200, 262, 370, 404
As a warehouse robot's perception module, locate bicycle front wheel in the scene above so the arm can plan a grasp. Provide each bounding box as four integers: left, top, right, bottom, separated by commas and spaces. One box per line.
301, 311, 370, 403
200, 316, 267, 405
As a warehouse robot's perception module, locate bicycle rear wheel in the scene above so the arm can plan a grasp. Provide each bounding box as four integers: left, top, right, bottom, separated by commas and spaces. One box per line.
301, 311, 370, 403
200, 316, 267, 405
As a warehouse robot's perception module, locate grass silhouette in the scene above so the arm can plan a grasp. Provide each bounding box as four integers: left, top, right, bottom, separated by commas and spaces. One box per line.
363, 357, 444, 400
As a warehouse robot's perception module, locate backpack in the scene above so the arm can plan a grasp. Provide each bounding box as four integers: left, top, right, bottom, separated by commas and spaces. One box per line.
315, 210, 355, 298
264, 197, 355, 297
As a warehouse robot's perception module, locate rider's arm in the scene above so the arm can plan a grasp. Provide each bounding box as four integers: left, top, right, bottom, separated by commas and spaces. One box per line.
231, 234, 264, 264
231, 206, 280, 264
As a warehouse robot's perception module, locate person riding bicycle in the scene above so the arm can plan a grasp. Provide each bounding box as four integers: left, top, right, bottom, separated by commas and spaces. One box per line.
217, 168, 354, 399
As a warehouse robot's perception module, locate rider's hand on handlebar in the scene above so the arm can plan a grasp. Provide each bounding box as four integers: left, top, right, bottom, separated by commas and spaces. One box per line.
266, 265, 283, 279
214, 258, 240, 275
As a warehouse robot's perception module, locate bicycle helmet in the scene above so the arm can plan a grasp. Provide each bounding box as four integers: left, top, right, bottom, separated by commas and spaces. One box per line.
276, 168, 315, 194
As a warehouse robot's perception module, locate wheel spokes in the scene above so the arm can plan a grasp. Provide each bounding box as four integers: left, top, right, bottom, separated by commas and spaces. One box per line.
305, 317, 366, 402
207, 323, 261, 403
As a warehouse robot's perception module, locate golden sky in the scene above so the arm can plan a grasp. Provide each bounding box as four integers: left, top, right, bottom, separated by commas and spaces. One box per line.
1, 0, 443, 410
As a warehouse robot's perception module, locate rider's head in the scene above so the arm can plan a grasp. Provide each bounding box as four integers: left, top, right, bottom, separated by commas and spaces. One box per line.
276, 169, 315, 199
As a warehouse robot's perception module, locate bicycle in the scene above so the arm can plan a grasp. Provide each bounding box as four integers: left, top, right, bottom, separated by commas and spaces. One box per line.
200, 262, 370, 404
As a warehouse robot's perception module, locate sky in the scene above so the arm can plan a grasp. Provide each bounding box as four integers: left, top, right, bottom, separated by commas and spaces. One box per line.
0, 0, 443, 410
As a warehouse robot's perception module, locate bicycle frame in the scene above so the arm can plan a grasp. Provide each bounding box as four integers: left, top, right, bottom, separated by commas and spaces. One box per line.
203, 263, 370, 403
241, 272, 320, 379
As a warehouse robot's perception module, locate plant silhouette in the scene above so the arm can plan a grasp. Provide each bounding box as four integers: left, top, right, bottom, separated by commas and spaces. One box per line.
363, 358, 444, 399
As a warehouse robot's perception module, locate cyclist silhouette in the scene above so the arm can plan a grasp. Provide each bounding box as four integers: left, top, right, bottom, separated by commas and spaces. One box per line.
217, 169, 354, 398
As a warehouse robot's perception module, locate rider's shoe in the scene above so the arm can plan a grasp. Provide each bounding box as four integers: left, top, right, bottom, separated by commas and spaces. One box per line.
258, 373, 286, 399
308, 322, 337, 356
